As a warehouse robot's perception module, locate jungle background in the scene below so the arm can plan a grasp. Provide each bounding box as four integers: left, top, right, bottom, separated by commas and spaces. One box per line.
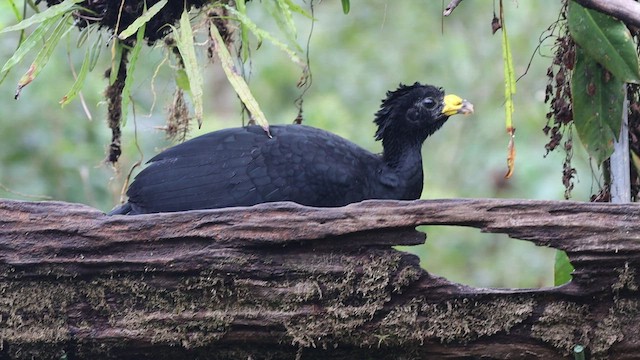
0, 1, 585, 288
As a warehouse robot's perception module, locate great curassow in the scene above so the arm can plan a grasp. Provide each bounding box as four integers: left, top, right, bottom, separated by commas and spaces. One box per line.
108, 83, 473, 215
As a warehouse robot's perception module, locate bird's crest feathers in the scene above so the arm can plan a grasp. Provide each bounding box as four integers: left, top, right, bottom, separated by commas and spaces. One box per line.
374, 82, 425, 141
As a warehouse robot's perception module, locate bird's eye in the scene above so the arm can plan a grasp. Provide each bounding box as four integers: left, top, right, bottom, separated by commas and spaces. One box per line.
422, 97, 437, 109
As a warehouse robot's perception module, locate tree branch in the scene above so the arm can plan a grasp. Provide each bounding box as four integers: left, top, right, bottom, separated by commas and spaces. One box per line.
573, 0, 640, 28
443, 0, 464, 16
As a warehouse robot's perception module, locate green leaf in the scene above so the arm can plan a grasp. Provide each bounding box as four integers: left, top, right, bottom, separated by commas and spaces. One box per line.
210, 22, 270, 134
274, 0, 297, 39
226, 5, 305, 67
7, 0, 21, 21
88, 32, 103, 71
282, 0, 313, 19
265, 0, 303, 54
341, 0, 350, 14
572, 47, 625, 164
175, 69, 190, 91
554, 250, 574, 286
15, 13, 73, 99
501, 14, 516, 130
500, 7, 516, 179
568, 1, 640, 84
59, 47, 91, 106
235, 0, 250, 62
1, 14, 59, 76
118, 0, 168, 40
76, 25, 92, 48
632, 150, 640, 174
109, 40, 123, 85
119, 22, 146, 127
0, 0, 82, 34
172, 9, 203, 126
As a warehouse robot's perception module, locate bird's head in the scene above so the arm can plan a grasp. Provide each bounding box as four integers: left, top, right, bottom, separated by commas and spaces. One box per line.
374, 82, 473, 142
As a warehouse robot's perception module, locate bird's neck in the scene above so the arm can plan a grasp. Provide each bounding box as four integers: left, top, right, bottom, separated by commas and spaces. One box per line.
379, 137, 425, 200
381, 135, 425, 168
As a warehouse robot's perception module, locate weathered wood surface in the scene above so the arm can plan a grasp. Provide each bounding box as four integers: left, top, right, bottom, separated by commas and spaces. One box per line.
1, 198, 639, 359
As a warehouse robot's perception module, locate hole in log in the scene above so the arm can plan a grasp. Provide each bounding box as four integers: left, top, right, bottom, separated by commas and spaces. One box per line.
399, 226, 563, 288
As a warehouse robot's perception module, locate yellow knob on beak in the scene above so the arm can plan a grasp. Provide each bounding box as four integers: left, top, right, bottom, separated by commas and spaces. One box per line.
442, 94, 474, 116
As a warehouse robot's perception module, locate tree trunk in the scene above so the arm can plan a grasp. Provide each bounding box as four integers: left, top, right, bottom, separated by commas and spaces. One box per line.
1, 198, 639, 359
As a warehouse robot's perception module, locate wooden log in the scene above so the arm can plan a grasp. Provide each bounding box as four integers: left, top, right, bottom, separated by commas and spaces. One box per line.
0, 198, 639, 359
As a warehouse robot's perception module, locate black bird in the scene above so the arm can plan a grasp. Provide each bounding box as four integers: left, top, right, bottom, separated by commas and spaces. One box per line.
108, 83, 473, 215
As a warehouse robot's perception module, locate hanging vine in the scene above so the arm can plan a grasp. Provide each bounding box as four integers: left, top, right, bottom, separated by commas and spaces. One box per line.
543, 3, 577, 199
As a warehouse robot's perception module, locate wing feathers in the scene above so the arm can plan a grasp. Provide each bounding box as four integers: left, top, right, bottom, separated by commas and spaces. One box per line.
126, 125, 379, 213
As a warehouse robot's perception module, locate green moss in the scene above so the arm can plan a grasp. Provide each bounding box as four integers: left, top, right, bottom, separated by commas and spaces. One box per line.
138, 310, 234, 348
376, 297, 535, 345
392, 265, 421, 294
0, 281, 75, 358
612, 262, 638, 292
285, 251, 410, 349
0, 266, 242, 359
591, 299, 639, 357
531, 264, 640, 358
531, 301, 590, 354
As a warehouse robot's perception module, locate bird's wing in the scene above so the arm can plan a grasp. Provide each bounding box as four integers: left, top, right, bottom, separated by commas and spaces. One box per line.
251, 125, 376, 206
126, 128, 266, 213
126, 125, 377, 213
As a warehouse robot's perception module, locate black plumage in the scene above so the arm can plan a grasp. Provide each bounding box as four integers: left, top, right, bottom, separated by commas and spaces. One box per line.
108, 83, 473, 215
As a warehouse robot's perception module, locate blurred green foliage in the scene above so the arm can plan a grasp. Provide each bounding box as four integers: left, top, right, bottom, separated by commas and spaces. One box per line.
0, 1, 589, 288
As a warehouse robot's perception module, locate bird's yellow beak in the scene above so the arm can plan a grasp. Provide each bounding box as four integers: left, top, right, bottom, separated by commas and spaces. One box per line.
442, 94, 474, 116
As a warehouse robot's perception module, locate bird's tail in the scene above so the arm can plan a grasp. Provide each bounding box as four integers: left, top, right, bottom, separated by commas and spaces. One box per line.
106, 202, 132, 215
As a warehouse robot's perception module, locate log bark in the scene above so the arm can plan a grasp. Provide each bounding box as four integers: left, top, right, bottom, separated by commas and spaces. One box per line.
1, 198, 639, 359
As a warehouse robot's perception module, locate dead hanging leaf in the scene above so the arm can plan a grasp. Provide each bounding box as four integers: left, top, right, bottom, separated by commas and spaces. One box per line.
491, 14, 501, 34
505, 127, 516, 179
15, 64, 36, 99
161, 88, 191, 142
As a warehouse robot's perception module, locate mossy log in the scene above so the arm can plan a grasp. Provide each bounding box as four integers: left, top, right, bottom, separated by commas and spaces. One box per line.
1, 198, 639, 359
